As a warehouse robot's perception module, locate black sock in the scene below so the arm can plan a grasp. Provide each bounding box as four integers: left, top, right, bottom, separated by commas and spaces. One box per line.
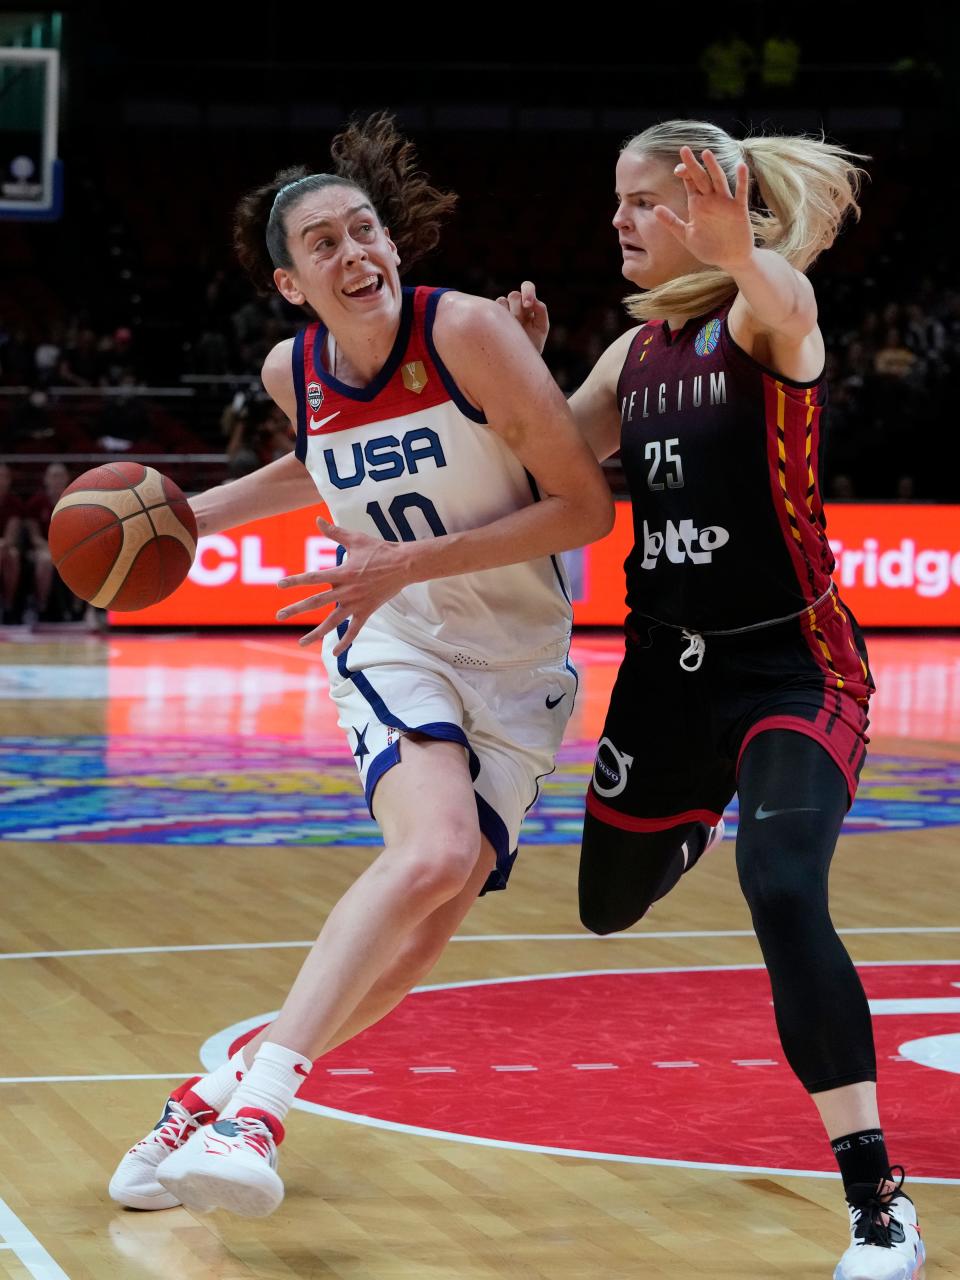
831, 1129, 890, 1195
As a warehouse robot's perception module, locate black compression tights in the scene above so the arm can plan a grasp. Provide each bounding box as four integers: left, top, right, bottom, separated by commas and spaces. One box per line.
578, 729, 877, 1093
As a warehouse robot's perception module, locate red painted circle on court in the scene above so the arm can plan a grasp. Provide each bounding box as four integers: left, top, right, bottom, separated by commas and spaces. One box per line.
229, 964, 960, 1177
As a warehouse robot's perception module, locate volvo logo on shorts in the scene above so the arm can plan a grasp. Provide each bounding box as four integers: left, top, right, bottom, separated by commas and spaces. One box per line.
593, 736, 634, 799
307, 381, 324, 411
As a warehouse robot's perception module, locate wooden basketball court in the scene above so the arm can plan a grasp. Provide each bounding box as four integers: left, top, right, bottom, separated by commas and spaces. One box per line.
1, 629, 957, 1278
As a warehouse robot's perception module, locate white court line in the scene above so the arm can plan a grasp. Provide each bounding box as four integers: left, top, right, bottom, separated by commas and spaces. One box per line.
3, 926, 960, 961
0, 1073, 190, 1085
0, 1197, 71, 1278
197, 965, 960, 1188
2, 966, 958, 1188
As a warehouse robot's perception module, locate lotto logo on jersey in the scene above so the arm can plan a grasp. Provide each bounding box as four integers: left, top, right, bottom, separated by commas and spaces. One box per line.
640, 518, 730, 569
694, 320, 722, 357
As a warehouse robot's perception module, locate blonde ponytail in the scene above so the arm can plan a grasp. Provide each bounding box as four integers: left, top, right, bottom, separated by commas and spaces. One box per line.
621, 120, 868, 322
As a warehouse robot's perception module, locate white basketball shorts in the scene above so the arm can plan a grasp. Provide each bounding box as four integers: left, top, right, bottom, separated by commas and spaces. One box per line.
322, 625, 577, 894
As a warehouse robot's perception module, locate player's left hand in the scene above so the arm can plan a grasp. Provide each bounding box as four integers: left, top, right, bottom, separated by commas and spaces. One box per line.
275, 517, 412, 654
495, 280, 550, 354
655, 146, 754, 272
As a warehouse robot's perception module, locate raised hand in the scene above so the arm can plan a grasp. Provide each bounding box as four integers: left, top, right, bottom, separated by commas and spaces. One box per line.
655, 146, 754, 272
276, 517, 413, 654
495, 279, 549, 354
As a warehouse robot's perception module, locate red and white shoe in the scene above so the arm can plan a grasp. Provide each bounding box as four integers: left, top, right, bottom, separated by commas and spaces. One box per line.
834, 1171, 926, 1280
109, 1077, 217, 1210
156, 1107, 285, 1218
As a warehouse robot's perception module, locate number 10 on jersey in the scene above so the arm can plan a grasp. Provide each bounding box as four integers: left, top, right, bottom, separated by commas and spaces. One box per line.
366, 492, 448, 542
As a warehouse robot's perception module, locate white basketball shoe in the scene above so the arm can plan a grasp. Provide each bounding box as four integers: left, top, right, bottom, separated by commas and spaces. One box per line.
157, 1107, 285, 1218
109, 1077, 217, 1210
834, 1171, 925, 1280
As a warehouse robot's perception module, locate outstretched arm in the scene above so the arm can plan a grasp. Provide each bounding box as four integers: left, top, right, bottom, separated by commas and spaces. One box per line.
660, 146, 823, 380
189, 339, 320, 535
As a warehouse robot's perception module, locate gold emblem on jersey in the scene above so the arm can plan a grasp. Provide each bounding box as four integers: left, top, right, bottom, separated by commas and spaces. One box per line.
402, 360, 428, 394
638, 334, 655, 365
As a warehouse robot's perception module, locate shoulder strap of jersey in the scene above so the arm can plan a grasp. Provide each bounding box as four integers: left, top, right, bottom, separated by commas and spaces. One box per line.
417, 286, 487, 424
292, 322, 321, 462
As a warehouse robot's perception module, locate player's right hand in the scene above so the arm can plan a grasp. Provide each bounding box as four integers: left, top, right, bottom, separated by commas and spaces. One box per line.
495, 280, 549, 355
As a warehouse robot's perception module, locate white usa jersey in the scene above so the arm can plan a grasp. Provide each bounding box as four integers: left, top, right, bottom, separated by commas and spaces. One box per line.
293, 286, 573, 666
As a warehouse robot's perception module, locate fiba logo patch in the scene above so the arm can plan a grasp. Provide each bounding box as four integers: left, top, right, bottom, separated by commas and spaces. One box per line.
694, 319, 722, 357
593, 736, 634, 798
307, 382, 324, 411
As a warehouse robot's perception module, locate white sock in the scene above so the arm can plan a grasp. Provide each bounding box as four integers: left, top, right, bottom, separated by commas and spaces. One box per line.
191, 1048, 248, 1113
220, 1042, 312, 1124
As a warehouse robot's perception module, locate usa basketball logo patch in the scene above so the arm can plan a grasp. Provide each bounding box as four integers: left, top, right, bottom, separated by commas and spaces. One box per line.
694, 319, 722, 356
307, 382, 324, 411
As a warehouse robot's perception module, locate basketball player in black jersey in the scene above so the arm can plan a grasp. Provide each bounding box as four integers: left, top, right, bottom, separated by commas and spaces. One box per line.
500, 121, 926, 1280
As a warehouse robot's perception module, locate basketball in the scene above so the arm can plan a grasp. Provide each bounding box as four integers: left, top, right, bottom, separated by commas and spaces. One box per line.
47, 462, 198, 611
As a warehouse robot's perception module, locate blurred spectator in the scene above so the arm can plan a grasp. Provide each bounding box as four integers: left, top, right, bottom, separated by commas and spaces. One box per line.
225, 448, 261, 481
903, 303, 947, 367
223, 394, 294, 467
222, 390, 254, 458
192, 326, 231, 374
0, 327, 35, 385
58, 328, 102, 387
260, 403, 295, 462
9, 388, 55, 446
874, 329, 918, 380
23, 462, 77, 621
95, 378, 151, 450
830, 474, 856, 500
0, 463, 23, 622
34, 327, 63, 386
100, 327, 138, 386
842, 340, 871, 385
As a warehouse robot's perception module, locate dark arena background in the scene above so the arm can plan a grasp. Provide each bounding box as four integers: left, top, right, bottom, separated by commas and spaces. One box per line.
1, 7, 959, 1278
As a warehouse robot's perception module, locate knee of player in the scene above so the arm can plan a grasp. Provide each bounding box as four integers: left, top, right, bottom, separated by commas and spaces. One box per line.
400, 823, 482, 900
737, 844, 825, 924
579, 893, 641, 937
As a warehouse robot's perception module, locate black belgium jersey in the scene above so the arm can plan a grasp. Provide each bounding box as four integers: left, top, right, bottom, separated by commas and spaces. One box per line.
616, 302, 833, 632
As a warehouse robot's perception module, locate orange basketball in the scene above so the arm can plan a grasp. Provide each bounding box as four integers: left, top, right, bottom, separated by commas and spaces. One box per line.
48, 462, 198, 611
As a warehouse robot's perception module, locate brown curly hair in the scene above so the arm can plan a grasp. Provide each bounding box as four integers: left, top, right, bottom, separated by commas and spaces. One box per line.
233, 112, 458, 299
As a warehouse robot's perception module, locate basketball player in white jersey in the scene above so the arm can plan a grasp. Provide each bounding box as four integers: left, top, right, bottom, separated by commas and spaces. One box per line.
108, 114, 613, 1217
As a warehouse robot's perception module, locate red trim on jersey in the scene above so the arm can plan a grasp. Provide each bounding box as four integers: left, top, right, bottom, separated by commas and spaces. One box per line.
737, 713, 865, 807
761, 375, 835, 608
586, 790, 722, 832
300, 287, 455, 433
